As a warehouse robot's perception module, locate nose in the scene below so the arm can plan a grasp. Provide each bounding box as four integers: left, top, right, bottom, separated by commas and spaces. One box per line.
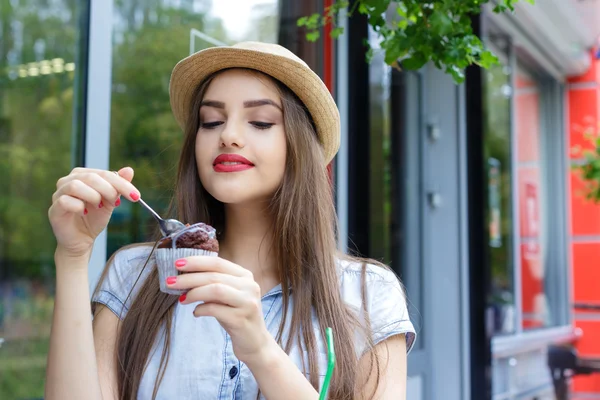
219, 119, 244, 148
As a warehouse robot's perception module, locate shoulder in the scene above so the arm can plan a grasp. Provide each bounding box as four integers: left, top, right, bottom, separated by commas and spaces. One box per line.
92, 244, 156, 319
336, 257, 416, 354
337, 258, 401, 297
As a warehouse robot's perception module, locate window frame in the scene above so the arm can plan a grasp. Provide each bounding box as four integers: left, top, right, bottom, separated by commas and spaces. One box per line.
485, 20, 573, 354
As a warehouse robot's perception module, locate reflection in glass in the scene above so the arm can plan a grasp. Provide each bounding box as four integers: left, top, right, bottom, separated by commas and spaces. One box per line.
368, 30, 392, 265
483, 36, 516, 335
107, 0, 322, 255
514, 64, 551, 330
0, 1, 85, 397
368, 28, 423, 348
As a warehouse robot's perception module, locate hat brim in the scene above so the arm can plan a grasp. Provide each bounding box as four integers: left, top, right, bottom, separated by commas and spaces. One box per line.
169, 47, 340, 165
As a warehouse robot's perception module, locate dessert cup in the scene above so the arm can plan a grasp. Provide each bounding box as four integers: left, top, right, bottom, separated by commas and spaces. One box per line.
155, 222, 219, 295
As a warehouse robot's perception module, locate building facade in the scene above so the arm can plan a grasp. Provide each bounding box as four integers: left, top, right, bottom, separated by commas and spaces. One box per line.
1, 0, 600, 399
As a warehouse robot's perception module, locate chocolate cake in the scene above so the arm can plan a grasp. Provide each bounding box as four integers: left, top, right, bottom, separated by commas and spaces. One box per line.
158, 223, 219, 252
155, 222, 220, 295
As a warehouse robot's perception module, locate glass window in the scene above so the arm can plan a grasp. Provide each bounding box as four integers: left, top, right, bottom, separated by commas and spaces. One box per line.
368, 33, 393, 265
107, 0, 323, 253
0, 1, 87, 397
514, 63, 565, 330
483, 35, 516, 335
484, 33, 568, 334
368, 29, 423, 347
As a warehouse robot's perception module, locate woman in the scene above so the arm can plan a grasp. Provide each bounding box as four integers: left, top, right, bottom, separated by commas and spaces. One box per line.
45, 41, 416, 400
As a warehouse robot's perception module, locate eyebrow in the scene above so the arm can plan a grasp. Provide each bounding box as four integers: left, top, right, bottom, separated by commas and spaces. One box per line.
200, 99, 282, 111
244, 99, 282, 111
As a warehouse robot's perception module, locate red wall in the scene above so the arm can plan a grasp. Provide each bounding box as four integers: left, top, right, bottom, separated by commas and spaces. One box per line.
568, 50, 600, 393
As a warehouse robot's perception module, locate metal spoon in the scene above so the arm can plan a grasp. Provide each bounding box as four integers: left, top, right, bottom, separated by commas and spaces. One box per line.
137, 198, 186, 237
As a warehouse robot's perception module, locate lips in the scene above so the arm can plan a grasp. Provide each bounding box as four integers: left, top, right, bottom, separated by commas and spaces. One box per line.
213, 154, 254, 173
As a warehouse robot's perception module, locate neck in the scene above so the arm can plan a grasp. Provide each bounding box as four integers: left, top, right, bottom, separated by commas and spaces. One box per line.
219, 201, 279, 294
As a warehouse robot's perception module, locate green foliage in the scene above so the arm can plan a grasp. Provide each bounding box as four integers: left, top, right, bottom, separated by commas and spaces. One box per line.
573, 129, 600, 203
297, 0, 534, 83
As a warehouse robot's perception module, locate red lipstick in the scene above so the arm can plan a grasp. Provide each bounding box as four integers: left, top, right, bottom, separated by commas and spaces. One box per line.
213, 154, 254, 173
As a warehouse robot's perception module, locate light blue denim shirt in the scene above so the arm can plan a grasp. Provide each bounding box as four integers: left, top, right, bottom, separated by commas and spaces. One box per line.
92, 245, 416, 399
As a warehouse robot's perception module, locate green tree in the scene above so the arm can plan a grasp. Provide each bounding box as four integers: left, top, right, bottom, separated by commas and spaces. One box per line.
299, 0, 534, 83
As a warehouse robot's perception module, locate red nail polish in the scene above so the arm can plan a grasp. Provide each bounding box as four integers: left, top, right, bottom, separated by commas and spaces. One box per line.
130, 191, 140, 201
166, 276, 177, 285
115, 197, 121, 207
175, 259, 187, 268
84, 208, 88, 215
179, 293, 187, 303
98, 201, 103, 208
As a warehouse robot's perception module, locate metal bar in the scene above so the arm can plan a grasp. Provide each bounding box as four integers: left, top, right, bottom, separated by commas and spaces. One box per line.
189, 28, 228, 55
335, 6, 348, 253
86, 0, 114, 293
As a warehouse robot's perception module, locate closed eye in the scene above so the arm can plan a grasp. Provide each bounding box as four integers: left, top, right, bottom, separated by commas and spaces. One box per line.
201, 121, 224, 129
250, 121, 274, 130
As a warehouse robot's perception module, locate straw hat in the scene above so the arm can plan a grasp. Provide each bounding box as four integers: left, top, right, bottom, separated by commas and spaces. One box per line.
169, 41, 340, 165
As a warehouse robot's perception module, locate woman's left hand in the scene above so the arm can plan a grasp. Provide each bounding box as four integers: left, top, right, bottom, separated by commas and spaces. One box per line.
165, 256, 274, 364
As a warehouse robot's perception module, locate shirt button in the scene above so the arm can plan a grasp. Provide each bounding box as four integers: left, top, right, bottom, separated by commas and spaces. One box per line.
229, 366, 238, 379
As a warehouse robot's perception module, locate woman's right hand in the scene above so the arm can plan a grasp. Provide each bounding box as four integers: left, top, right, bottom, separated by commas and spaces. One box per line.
48, 166, 141, 260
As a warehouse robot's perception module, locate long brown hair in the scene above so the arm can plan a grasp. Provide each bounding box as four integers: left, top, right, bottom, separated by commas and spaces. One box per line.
92, 68, 389, 399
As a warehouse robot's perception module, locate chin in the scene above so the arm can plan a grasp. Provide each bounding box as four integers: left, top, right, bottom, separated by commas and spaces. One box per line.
203, 182, 274, 206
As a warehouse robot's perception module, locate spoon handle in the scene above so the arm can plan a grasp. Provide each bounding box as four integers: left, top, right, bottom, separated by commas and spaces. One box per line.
137, 198, 163, 223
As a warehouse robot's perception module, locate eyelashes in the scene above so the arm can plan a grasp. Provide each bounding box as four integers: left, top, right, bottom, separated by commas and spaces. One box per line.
201, 121, 223, 129
250, 122, 274, 130
200, 121, 275, 130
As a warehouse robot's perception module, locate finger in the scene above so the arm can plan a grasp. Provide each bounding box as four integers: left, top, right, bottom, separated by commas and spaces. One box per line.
52, 179, 103, 208
116, 166, 134, 182
176, 256, 252, 278
57, 167, 140, 202
180, 283, 245, 308
54, 172, 119, 208
193, 302, 232, 320
165, 272, 244, 291
49, 194, 86, 219
97, 169, 140, 202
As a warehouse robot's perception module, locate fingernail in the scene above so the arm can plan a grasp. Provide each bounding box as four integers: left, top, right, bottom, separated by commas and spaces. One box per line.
179, 293, 186, 303
84, 208, 88, 215
98, 201, 103, 208
115, 197, 121, 207
130, 191, 140, 201
175, 259, 187, 268
166, 276, 177, 285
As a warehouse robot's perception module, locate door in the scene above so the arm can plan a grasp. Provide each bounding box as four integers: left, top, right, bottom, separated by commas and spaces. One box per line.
393, 64, 470, 400
340, 27, 470, 397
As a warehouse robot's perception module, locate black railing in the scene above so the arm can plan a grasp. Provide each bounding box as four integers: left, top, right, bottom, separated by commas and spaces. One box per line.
548, 303, 600, 399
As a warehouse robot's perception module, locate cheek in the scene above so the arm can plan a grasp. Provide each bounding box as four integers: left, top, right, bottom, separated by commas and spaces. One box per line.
195, 134, 211, 161
267, 131, 287, 176
195, 134, 213, 176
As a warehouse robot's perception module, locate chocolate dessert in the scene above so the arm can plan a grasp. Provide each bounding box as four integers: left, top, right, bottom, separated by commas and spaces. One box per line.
155, 222, 219, 295
158, 223, 219, 252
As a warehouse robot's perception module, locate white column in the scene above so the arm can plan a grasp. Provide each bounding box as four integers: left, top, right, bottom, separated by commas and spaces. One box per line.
336, 7, 349, 254
85, 0, 114, 293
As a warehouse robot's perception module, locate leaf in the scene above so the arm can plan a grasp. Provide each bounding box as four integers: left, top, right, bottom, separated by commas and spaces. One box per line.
479, 50, 499, 69
297, 16, 308, 27
402, 52, 428, 70
362, 0, 392, 15
429, 10, 453, 36
365, 47, 375, 63
306, 31, 320, 42
331, 27, 345, 38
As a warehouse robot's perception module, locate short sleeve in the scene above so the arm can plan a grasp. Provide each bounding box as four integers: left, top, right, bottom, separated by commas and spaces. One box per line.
91, 245, 154, 319
339, 261, 417, 355
364, 266, 416, 354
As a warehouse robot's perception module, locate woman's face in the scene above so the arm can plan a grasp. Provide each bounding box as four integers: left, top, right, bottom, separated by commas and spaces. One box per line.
195, 69, 287, 205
